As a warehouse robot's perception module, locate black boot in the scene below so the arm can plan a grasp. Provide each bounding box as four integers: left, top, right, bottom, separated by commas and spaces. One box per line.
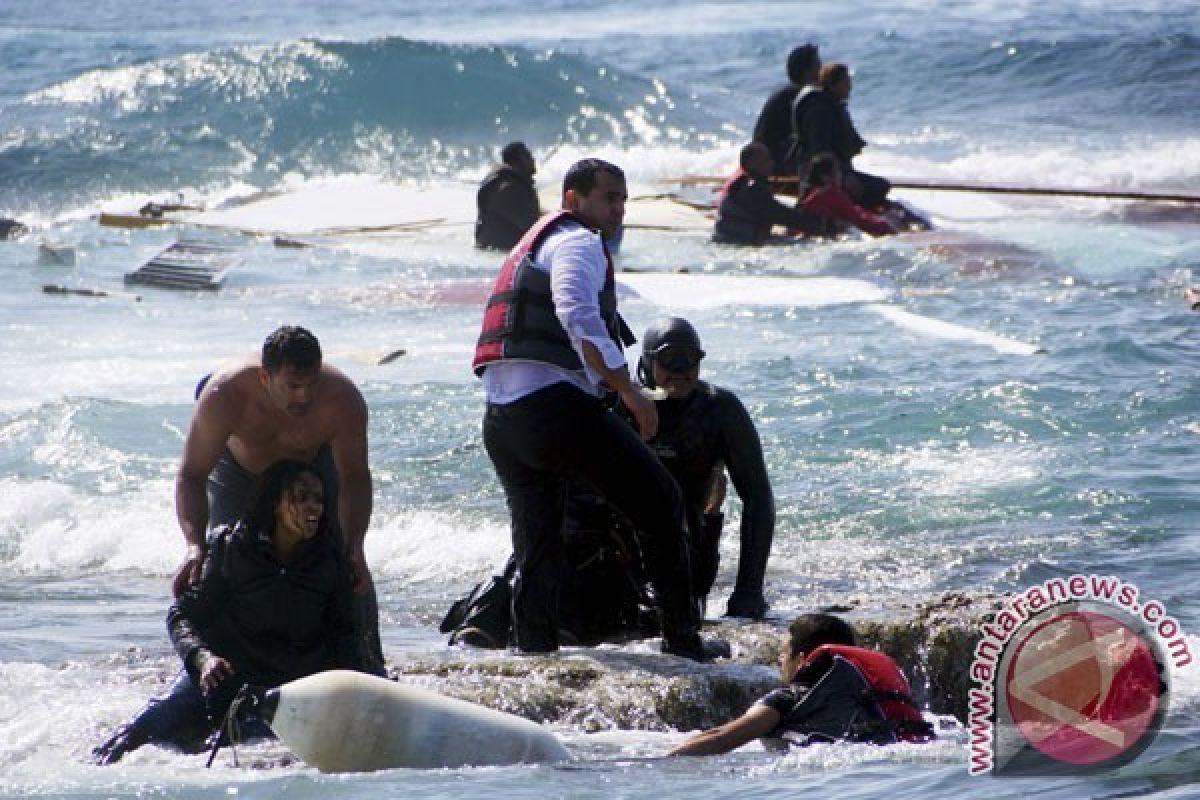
661, 631, 732, 662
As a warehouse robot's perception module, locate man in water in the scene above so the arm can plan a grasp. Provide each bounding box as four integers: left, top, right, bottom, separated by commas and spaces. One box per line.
444, 317, 775, 646
790, 63, 891, 210
174, 325, 384, 674
475, 141, 541, 251
670, 613, 932, 755
472, 158, 725, 661
752, 44, 821, 176
713, 142, 823, 244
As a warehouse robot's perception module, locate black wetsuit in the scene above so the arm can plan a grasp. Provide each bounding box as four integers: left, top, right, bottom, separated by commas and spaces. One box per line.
93, 522, 367, 763
713, 173, 823, 244
441, 380, 774, 646
790, 88, 890, 209
752, 84, 802, 175
475, 165, 540, 251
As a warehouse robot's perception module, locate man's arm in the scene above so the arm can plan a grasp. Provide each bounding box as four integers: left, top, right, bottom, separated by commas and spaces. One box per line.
172, 379, 238, 596
719, 392, 775, 618
329, 380, 373, 593
580, 340, 657, 441
551, 228, 658, 439
669, 704, 781, 756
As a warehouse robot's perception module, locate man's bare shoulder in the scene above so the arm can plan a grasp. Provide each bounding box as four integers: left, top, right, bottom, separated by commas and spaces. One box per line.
317, 364, 367, 421
196, 360, 260, 416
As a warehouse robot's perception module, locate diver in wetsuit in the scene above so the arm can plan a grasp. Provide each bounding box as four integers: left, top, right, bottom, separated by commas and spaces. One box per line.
442, 317, 775, 647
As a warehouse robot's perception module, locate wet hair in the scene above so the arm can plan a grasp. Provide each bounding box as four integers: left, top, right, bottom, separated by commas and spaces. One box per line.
262, 326, 322, 375
787, 613, 857, 656
739, 141, 771, 170
240, 459, 327, 538
562, 158, 625, 197
806, 152, 840, 187
786, 43, 820, 85
501, 141, 531, 167
818, 63, 850, 91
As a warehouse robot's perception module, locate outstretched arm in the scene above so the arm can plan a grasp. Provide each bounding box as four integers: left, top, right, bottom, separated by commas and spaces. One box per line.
720, 393, 775, 618
669, 704, 781, 756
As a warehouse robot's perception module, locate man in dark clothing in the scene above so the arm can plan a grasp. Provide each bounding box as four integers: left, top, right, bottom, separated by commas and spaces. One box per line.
475, 141, 541, 251
713, 142, 822, 244
443, 317, 774, 647
751, 44, 821, 176
790, 63, 891, 210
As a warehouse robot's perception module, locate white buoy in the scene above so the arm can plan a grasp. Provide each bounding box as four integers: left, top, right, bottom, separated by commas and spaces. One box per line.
260, 670, 571, 773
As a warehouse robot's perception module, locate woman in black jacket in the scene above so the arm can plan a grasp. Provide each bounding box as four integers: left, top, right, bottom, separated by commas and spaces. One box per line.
93, 459, 368, 764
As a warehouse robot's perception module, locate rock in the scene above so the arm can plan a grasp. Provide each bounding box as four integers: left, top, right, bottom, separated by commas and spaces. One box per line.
388, 593, 1002, 732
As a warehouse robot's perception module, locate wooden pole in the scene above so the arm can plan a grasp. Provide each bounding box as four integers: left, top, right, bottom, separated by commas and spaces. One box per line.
660, 175, 1200, 204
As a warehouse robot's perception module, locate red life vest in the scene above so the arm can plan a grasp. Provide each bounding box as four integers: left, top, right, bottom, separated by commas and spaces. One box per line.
472, 211, 629, 376
803, 644, 933, 742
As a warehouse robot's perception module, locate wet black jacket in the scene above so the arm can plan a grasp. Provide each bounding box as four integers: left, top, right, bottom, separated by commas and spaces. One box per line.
713, 173, 821, 244
752, 84, 802, 174
475, 166, 540, 251
168, 523, 363, 689
789, 87, 868, 172
650, 382, 775, 617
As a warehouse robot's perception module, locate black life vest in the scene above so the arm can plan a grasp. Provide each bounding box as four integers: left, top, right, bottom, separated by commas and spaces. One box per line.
780, 644, 934, 745
473, 211, 633, 376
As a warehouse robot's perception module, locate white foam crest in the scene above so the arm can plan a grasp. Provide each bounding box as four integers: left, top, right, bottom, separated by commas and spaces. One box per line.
894, 442, 1041, 497
865, 134, 1200, 195
0, 479, 180, 576
25, 40, 345, 110
757, 737, 965, 776
367, 509, 510, 584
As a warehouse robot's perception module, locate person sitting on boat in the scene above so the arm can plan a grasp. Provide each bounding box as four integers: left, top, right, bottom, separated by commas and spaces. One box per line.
800, 153, 898, 237
442, 317, 775, 647
788, 63, 891, 211
713, 142, 823, 245
92, 460, 370, 764
751, 43, 821, 176
669, 613, 934, 756
475, 141, 541, 251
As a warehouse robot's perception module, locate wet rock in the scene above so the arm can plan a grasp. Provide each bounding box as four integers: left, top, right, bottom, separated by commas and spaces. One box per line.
392, 592, 1002, 730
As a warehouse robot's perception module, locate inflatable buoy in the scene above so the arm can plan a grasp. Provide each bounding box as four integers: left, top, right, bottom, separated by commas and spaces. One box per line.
259, 670, 571, 772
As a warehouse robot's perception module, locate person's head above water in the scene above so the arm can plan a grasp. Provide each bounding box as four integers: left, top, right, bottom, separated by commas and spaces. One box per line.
501, 141, 536, 180
242, 459, 328, 558
786, 43, 821, 86
779, 613, 858, 681
562, 158, 627, 239
260, 325, 322, 417
740, 141, 774, 181
639, 317, 706, 398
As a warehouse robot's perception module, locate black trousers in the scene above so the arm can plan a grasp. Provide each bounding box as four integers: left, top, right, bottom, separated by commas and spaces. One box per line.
483, 382, 700, 652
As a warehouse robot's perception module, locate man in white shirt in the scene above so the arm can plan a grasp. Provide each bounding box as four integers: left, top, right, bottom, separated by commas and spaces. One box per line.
471, 158, 726, 661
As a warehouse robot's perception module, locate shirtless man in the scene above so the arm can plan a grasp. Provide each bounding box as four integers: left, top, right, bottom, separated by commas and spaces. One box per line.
173, 325, 384, 672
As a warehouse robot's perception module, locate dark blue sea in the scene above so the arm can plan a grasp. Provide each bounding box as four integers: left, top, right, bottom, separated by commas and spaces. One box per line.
2, 1, 1199, 797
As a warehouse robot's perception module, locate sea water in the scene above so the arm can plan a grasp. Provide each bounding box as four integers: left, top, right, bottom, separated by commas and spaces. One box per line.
2, 1, 1199, 797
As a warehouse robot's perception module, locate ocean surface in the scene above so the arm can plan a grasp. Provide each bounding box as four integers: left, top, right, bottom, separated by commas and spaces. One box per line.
2, 1, 1200, 797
